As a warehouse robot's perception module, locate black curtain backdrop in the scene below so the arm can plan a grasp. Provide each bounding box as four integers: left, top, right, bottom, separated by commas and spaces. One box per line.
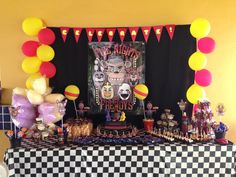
50, 25, 196, 128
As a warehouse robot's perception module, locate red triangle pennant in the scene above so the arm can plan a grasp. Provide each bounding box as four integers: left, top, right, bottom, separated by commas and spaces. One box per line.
165, 25, 176, 40
86, 28, 95, 42
153, 26, 163, 42
106, 28, 116, 42
117, 28, 127, 42
95, 28, 105, 42
60, 27, 70, 42
73, 28, 82, 43
141, 26, 151, 42
129, 27, 139, 42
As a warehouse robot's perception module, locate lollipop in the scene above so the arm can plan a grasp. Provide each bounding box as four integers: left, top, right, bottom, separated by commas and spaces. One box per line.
64, 85, 80, 119
64, 85, 80, 101
133, 84, 149, 119
133, 84, 149, 100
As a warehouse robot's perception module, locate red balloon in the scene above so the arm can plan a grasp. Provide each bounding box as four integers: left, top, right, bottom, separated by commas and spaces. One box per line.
21, 41, 40, 56
197, 37, 215, 54
195, 69, 212, 87
39, 62, 56, 78
38, 28, 55, 45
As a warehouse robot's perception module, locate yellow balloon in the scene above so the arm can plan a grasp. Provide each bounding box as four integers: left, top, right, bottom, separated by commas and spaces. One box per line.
190, 18, 211, 38
186, 84, 206, 104
64, 85, 80, 100
133, 84, 149, 100
26, 73, 42, 89
22, 57, 42, 74
188, 51, 207, 71
37, 45, 55, 61
22, 17, 44, 36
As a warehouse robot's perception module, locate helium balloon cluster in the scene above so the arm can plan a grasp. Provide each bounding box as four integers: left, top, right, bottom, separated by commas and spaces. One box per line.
21, 17, 56, 89
187, 18, 215, 104
12, 17, 66, 128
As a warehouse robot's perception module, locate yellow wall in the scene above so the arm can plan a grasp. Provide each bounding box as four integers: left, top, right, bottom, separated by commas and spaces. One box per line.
1, 0, 236, 159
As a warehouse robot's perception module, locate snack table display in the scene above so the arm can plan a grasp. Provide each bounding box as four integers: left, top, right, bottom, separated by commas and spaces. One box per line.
4, 138, 236, 177
1, 17, 236, 177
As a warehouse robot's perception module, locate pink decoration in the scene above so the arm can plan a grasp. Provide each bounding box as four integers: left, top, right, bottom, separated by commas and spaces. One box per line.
197, 37, 215, 54
39, 62, 56, 78
38, 28, 55, 45
195, 69, 212, 87
193, 104, 198, 113
21, 41, 40, 57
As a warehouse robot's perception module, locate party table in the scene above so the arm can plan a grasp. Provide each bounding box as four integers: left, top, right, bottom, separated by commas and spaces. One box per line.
4, 138, 236, 177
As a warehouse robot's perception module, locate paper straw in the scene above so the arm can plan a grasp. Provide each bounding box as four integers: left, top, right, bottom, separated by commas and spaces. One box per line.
61, 117, 64, 131
14, 123, 16, 139
10, 117, 12, 131
73, 100, 79, 119
142, 100, 147, 119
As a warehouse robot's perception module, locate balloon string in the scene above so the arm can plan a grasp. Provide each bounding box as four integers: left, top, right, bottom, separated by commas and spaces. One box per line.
73, 100, 79, 119
61, 117, 63, 131
142, 100, 146, 119
10, 118, 12, 131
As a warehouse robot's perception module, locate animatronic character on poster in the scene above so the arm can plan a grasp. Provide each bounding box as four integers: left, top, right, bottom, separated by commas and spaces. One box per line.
118, 83, 131, 101
101, 82, 114, 100
88, 42, 145, 112
97, 55, 140, 102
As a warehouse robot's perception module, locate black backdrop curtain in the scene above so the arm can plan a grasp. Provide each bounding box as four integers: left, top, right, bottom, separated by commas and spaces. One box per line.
50, 25, 196, 128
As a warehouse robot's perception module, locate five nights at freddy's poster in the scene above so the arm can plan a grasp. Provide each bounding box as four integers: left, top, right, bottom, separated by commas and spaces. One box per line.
88, 42, 145, 113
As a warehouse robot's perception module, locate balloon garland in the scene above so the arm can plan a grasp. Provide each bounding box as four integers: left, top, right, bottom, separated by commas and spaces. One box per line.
9, 17, 65, 130
187, 18, 215, 104
21, 17, 56, 82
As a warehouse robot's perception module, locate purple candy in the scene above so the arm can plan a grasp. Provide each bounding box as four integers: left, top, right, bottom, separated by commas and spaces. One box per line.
38, 101, 67, 124
12, 117, 35, 129
12, 94, 32, 108
11, 94, 36, 128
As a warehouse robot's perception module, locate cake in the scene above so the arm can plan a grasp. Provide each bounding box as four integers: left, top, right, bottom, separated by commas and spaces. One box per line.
96, 111, 139, 138
96, 123, 139, 138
